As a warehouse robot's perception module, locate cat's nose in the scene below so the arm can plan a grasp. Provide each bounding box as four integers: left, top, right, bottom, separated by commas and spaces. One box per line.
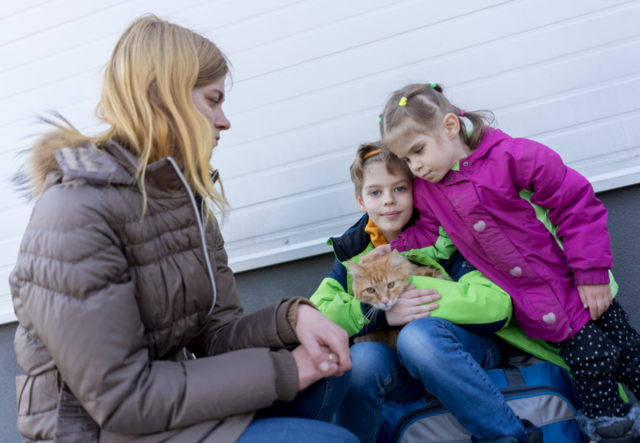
381, 300, 389, 306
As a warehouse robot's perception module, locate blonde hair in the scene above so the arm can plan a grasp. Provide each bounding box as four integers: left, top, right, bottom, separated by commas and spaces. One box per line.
380, 83, 494, 152
31, 15, 230, 216
350, 141, 412, 198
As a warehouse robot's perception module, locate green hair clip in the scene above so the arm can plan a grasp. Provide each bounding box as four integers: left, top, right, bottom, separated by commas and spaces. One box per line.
429, 82, 437, 88
399, 97, 408, 107
378, 117, 381, 124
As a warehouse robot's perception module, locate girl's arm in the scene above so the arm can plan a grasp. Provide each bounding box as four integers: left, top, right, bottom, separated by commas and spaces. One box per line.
389, 207, 457, 261
511, 139, 612, 285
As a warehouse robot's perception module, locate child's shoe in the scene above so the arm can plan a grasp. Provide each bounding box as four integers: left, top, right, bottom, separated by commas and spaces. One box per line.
576, 406, 640, 442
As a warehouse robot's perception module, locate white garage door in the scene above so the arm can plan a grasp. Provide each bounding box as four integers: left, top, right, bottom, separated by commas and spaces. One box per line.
1, 0, 638, 324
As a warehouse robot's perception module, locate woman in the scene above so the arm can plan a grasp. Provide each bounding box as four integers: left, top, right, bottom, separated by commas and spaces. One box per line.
11, 15, 356, 443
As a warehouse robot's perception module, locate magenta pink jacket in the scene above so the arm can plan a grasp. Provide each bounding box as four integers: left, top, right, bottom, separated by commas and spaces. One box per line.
390, 128, 612, 342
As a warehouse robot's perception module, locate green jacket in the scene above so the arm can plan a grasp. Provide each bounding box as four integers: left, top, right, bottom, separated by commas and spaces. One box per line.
310, 213, 574, 369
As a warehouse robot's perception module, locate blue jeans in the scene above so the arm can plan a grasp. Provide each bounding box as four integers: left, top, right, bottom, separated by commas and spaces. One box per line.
238, 373, 358, 443
334, 317, 524, 442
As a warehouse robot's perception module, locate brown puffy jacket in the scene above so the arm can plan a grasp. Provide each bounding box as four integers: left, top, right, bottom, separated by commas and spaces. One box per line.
11, 138, 305, 442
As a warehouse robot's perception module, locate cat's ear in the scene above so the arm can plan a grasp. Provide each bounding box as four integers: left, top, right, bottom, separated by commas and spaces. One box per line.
347, 260, 364, 280
387, 249, 406, 268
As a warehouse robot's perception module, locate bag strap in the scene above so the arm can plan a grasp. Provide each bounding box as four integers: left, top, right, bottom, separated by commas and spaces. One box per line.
501, 364, 526, 387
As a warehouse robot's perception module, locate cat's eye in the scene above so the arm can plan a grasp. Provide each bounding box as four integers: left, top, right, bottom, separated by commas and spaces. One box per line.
366, 287, 375, 293
387, 282, 395, 288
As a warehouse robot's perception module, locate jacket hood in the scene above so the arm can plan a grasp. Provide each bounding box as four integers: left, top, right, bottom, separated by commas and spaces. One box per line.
466, 128, 512, 165
14, 118, 138, 200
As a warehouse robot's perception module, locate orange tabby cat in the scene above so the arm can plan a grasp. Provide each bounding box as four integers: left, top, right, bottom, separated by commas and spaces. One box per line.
347, 250, 446, 350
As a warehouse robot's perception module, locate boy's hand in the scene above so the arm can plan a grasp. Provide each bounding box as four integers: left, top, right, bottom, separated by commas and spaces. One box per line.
578, 284, 613, 320
368, 244, 392, 256
385, 284, 441, 326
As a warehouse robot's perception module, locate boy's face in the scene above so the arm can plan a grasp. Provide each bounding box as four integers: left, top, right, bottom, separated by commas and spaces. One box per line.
356, 162, 413, 241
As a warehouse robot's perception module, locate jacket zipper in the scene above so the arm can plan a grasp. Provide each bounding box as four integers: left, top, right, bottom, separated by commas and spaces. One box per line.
167, 158, 217, 319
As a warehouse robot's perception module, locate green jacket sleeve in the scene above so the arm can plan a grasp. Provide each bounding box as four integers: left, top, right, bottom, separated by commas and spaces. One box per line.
410, 270, 513, 333
310, 277, 366, 337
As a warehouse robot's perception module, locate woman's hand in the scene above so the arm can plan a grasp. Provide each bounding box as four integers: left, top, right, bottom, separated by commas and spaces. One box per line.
385, 284, 441, 327
295, 304, 352, 376
578, 284, 613, 320
291, 344, 341, 391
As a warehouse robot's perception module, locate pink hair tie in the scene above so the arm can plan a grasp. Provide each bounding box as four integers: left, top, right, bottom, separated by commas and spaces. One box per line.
460, 110, 466, 117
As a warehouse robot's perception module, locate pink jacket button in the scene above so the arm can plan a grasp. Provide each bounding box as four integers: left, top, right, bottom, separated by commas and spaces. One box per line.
473, 221, 486, 232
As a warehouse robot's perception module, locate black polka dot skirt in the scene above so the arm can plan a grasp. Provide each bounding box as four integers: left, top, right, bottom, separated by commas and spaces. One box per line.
548, 300, 640, 419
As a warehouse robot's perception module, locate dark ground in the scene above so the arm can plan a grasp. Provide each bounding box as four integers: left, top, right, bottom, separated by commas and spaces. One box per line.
0, 183, 638, 442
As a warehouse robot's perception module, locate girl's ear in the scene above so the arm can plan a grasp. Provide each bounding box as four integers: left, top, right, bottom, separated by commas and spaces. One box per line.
443, 113, 460, 140
347, 260, 364, 280
387, 250, 406, 268
355, 193, 367, 213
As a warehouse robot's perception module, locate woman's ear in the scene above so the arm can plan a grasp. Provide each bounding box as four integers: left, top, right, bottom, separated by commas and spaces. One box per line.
442, 113, 460, 140
355, 193, 367, 213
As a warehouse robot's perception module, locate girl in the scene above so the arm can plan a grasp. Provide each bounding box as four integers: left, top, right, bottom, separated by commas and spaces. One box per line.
377, 82, 640, 442
10, 15, 356, 443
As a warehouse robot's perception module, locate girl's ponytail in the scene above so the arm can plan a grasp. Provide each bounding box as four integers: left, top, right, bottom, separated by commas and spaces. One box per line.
459, 109, 495, 151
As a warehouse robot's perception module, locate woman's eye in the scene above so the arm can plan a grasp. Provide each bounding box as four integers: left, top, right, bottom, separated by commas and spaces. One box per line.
366, 287, 375, 293
395, 187, 405, 192
370, 190, 380, 196
387, 282, 395, 288
416, 147, 423, 154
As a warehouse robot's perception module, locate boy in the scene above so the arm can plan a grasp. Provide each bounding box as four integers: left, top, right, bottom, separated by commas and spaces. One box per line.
310, 142, 544, 443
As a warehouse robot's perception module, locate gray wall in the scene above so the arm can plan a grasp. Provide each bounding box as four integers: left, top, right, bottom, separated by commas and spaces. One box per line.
1, 183, 639, 442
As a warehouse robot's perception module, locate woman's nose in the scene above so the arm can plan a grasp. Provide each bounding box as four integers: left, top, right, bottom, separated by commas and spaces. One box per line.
216, 109, 231, 131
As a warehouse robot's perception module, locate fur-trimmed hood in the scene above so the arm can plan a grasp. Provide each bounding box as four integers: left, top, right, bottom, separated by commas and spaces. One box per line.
15, 118, 95, 199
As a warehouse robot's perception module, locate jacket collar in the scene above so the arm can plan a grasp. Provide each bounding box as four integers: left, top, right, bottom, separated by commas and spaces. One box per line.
330, 209, 420, 262
460, 128, 510, 167
53, 141, 218, 194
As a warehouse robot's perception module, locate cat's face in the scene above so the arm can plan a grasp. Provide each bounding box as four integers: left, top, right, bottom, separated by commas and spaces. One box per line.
348, 250, 412, 311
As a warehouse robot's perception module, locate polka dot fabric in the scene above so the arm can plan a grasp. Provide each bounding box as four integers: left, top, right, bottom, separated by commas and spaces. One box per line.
548, 300, 640, 419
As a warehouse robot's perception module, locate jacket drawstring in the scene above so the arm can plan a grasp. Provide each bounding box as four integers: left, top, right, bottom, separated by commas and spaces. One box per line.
167, 158, 218, 319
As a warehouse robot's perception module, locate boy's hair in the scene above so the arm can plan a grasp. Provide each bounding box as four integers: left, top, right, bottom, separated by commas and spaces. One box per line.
380, 83, 494, 152
350, 141, 412, 198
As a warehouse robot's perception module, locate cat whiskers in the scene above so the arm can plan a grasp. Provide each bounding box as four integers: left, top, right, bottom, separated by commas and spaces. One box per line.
363, 306, 379, 322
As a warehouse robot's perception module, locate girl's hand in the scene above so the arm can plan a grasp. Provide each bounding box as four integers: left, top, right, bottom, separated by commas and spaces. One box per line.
368, 244, 392, 256
291, 344, 340, 391
578, 284, 613, 320
385, 284, 441, 326
295, 304, 351, 377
